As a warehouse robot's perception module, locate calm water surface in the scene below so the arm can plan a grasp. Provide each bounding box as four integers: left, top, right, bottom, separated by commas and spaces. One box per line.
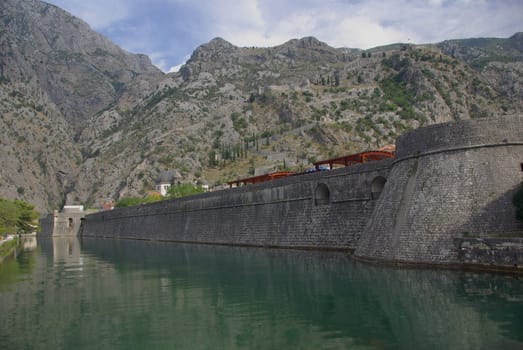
0, 236, 522, 350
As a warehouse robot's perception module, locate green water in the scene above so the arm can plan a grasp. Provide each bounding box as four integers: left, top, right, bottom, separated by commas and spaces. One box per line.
0, 237, 522, 350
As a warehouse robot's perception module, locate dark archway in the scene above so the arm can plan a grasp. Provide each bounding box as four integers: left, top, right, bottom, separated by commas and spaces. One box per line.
315, 183, 330, 205
371, 176, 387, 199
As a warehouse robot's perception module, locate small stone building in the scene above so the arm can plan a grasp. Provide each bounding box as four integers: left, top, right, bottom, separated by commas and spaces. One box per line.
52, 205, 85, 236
155, 170, 181, 196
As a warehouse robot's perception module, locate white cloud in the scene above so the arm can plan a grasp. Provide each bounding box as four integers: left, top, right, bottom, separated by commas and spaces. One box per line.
326, 17, 410, 48
46, 0, 130, 29
44, 0, 523, 72
168, 64, 183, 73
166, 54, 190, 73
208, 1, 412, 49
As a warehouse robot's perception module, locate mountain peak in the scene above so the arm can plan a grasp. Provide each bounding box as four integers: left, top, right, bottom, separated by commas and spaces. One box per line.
280, 36, 327, 49
185, 37, 239, 71
209, 37, 235, 46
297, 36, 327, 48
508, 32, 523, 51
198, 37, 237, 51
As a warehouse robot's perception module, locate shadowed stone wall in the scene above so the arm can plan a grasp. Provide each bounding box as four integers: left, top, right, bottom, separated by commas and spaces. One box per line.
81, 160, 391, 251
355, 115, 523, 264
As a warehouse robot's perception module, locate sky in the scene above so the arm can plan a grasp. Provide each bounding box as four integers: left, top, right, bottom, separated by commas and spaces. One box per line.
44, 0, 523, 72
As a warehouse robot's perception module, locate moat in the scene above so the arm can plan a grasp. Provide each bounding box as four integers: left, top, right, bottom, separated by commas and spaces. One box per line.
1, 237, 522, 349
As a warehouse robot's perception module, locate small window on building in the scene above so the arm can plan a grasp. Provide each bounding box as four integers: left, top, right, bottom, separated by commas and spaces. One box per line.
520, 163, 523, 172
315, 183, 330, 205
68, 218, 73, 228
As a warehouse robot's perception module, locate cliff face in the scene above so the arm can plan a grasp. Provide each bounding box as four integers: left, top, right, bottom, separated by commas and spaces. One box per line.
0, 0, 162, 211
1, 0, 522, 213
1, 0, 163, 128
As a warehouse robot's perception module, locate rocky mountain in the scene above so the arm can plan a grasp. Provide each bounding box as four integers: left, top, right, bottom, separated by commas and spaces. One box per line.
0, 0, 163, 211
0, 0, 522, 213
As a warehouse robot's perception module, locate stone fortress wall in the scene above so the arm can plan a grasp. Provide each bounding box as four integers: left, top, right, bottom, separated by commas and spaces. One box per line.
78, 115, 523, 270
355, 115, 523, 265
80, 159, 392, 251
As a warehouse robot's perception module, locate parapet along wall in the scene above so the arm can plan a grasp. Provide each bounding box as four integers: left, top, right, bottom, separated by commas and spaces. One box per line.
81, 160, 392, 251
355, 115, 523, 266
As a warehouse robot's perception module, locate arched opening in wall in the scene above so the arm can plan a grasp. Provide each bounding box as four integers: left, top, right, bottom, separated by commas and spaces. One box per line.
371, 176, 387, 200
315, 183, 330, 206
68, 218, 73, 228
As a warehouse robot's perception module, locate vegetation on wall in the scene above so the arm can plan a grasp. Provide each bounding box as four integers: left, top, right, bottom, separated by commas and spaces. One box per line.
114, 193, 162, 208
166, 183, 204, 199
115, 183, 204, 208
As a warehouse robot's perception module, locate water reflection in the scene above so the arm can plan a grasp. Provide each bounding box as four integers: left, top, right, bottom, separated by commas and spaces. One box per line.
52, 236, 82, 265
21, 235, 37, 251
0, 237, 522, 350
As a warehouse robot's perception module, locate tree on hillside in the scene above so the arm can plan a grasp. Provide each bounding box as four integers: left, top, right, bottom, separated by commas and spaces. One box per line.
0, 197, 39, 234
14, 200, 39, 234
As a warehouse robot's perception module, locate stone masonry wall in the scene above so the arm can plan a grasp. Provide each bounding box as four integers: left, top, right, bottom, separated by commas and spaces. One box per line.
456, 238, 523, 270
81, 160, 392, 251
355, 115, 523, 264
39, 214, 54, 236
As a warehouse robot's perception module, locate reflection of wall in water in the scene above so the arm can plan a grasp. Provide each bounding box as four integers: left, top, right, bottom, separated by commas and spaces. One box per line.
21, 236, 37, 250
52, 236, 82, 265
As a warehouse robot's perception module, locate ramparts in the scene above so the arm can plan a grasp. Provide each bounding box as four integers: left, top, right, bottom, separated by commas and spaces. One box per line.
81, 160, 391, 251
80, 115, 523, 270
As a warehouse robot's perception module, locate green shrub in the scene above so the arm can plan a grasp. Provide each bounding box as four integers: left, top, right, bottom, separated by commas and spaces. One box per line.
115, 195, 162, 208
513, 182, 523, 222
167, 183, 204, 199
0, 198, 39, 234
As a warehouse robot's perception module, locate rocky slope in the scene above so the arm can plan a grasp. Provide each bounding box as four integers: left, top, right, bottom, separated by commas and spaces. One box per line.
0, 0, 163, 210
1, 0, 522, 212
72, 35, 523, 207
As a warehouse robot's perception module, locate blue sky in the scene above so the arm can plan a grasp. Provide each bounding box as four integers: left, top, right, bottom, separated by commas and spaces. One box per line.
44, 0, 523, 72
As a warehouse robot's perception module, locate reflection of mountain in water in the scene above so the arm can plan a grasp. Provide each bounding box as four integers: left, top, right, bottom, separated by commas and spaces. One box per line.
0, 238, 522, 350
